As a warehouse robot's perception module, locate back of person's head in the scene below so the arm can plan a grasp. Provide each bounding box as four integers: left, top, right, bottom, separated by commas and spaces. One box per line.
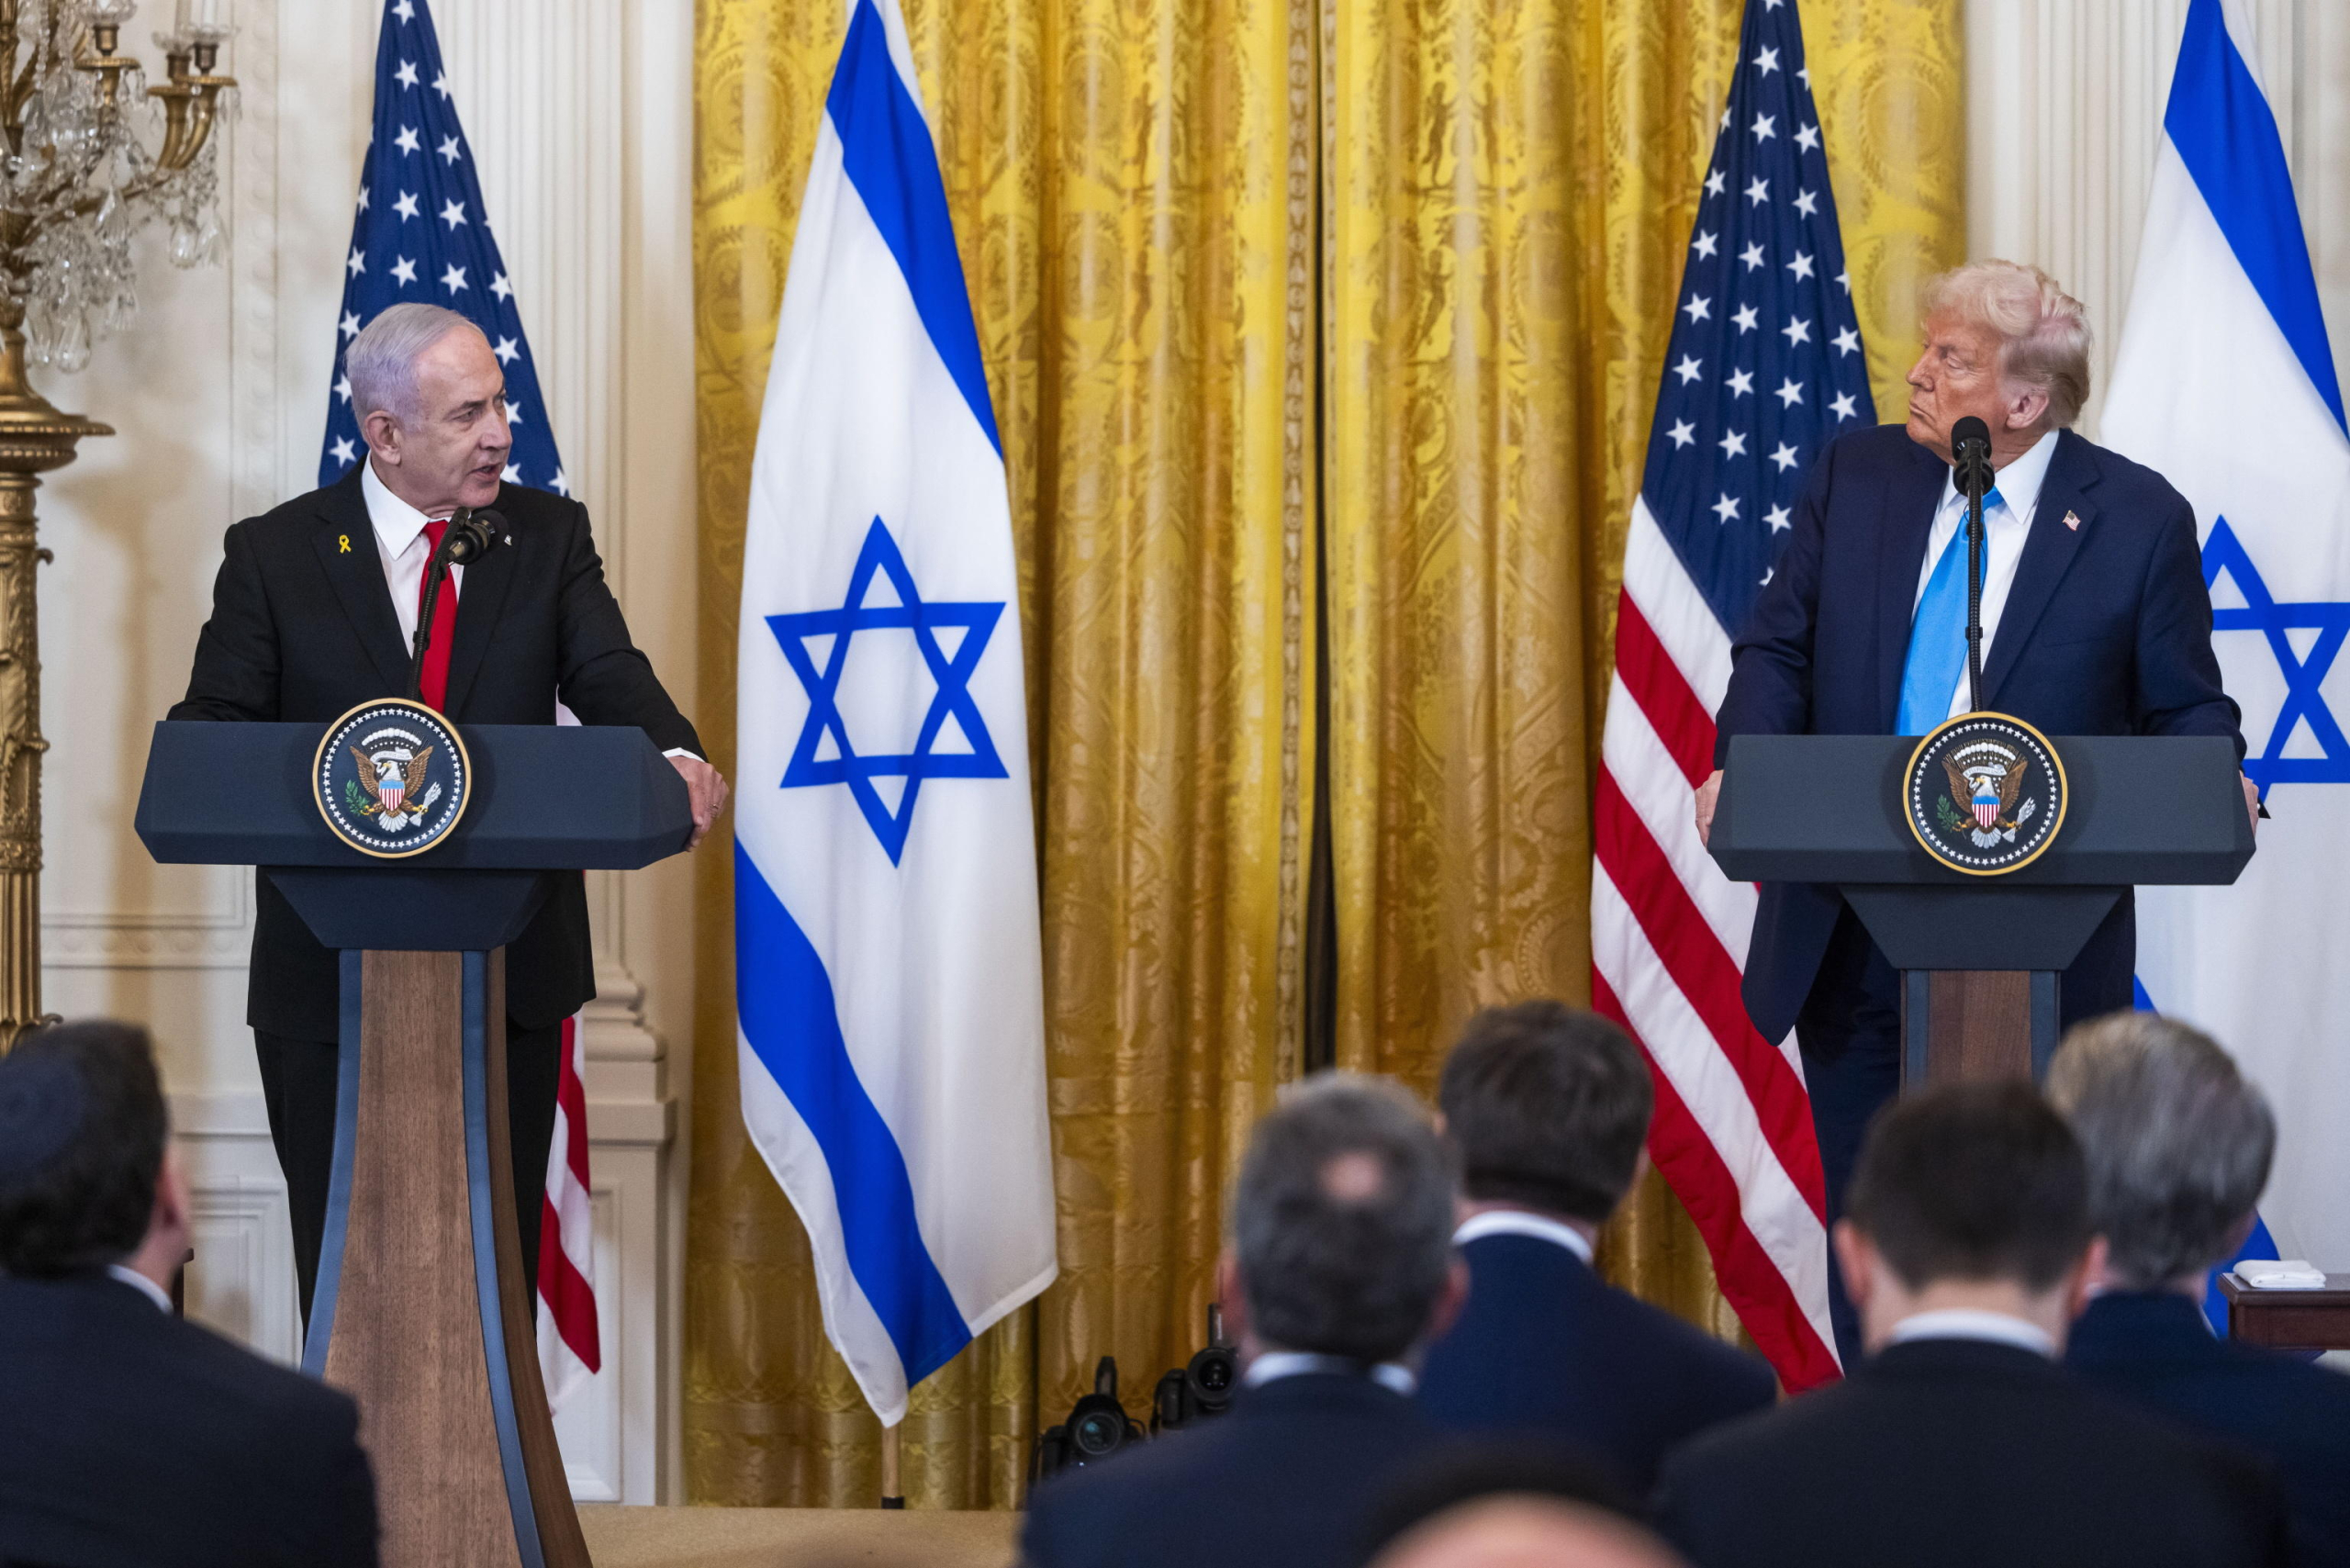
0, 1020, 169, 1277
2046, 1012, 2275, 1290
1232, 1072, 1457, 1364
1360, 1440, 1679, 1568
1438, 1002, 1651, 1225
1845, 1081, 2089, 1293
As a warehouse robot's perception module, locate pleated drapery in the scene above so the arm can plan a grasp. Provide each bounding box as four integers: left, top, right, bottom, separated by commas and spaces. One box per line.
687, 0, 1961, 1506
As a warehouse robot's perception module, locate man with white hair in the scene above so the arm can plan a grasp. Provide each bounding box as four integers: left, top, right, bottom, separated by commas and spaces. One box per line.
1695, 262, 2248, 1359
169, 302, 726, 1317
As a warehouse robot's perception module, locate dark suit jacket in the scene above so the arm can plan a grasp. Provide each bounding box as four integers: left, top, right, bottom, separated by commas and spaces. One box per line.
2069, 1290, 2350, 1568
168, 467, 700, 1039
1714, 424, 2243, 1041
0, 1271, 377, 1567
1021, 1372, 1439, 1568
1417, 1232, 1775, 1499
1654, 1337, 2287, 1568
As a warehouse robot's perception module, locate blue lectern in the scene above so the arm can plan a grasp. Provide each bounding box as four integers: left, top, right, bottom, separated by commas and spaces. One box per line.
137, 720, 692, 1568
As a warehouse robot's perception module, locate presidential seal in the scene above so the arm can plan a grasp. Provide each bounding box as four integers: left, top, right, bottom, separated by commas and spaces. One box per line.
1904, 713, 2066, 876
313, 699, 472, 858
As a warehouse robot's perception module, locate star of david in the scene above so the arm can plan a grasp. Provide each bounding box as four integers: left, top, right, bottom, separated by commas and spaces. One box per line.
767, 518, 1008, 864
2203, 516, 2350, 793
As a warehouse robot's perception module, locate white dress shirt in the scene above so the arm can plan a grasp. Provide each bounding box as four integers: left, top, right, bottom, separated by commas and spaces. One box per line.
1912, 429, 2061, 722
1884, 1307, 2056, 1359
106, 1262, 173, 1314
1242, 1350, 1417, 1396
362, 458, 699, 760
1453, 1208, 1595, 1265
363, 458, 464, 648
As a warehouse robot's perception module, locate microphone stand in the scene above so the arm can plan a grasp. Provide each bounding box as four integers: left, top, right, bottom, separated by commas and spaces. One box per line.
407, 507, 502, 702
1963, 464, 1987, 715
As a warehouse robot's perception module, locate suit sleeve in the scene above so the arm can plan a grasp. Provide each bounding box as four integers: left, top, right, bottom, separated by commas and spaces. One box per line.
2132, 494, 2244, 757
1712, 435, 1836, 765
289, 1389, 381, 1568
551, 502, 705, 756
167, 521, 281, 722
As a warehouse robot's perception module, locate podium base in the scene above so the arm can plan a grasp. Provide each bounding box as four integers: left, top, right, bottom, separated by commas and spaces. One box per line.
1900, 969, 2060, 1088
305, 948, 588, 1568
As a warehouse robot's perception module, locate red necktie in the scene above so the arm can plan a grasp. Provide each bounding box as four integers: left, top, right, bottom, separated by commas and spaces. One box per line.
415, 518, 458, 712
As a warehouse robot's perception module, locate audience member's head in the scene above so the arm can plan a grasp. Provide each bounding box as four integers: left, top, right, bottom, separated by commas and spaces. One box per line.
1438, 1002, 1651, 1228
1224, 1072, 1462, 1366
1361, 1441, 1680, 1568
1836, 1081, 2098, 1353
2046, 1011, 2275, 1294
0, 1021, 187, 1288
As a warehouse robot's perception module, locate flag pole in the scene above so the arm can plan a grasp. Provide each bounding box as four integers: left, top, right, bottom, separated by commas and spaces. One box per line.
881, 1423, 904, 1509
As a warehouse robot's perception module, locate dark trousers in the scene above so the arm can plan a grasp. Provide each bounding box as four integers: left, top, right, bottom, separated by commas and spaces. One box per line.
256, 1021, 563, 1324
1795, 896, 2140, 1365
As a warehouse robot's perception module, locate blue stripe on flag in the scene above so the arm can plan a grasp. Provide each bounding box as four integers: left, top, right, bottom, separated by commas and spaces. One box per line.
2164, 0, 2347, 433
824, 0, 1003, 457
733, 842, 973, 1383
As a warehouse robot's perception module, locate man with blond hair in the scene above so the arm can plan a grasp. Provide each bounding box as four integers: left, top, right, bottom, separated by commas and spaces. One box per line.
1696, 262, 2248, 1357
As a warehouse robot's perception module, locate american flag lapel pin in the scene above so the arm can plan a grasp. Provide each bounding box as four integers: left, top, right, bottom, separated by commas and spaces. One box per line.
2064, 510, 2081, 532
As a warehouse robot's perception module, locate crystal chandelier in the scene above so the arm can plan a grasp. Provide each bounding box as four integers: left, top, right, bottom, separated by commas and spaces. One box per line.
0, 0, 235, 1046
3, 0, 236, 371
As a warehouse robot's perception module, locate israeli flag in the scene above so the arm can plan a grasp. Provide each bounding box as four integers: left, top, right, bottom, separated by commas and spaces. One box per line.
2104, 0, 2350, 1282
733, 0, 1056, 1424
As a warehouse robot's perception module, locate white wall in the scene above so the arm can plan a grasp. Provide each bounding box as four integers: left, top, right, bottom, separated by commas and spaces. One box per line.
37, 0, 700, 1504
1966, 0, 2350, 433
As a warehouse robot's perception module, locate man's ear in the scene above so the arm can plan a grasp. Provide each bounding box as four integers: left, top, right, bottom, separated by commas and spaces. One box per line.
151, 1146, 193, 1254
2004, 381, 2052, 433
2064, 1235, 2109, 1322
363, 409, 403, 465
1831, 1219, 1875, 1316
1424, 1254, 1471, 1347
1214, 1250, 1248, 1346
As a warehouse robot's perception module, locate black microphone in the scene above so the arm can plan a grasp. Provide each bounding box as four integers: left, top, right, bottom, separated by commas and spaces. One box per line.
408, 506, 508, 701
1950, 417, 1993, 713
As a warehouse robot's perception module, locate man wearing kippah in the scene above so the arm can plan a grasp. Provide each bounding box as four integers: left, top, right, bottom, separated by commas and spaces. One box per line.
0, 1021, 379, 1567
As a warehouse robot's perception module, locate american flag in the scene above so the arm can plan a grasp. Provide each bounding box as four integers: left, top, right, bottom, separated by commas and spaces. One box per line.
319, 0, 566, 500
319, 0, 599, 1410
1590, 0, 1871, 1394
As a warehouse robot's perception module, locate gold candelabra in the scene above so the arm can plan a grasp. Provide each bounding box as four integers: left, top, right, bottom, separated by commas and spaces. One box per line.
0, 0, 232, 1044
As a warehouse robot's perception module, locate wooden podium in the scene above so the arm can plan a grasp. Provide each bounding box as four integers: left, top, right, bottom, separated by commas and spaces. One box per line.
1710, 734, 2254, 1082
137, 720, 694, 1568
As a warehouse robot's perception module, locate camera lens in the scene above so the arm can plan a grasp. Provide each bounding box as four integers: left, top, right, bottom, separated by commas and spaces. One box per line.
1193, 1357, 1232, 1394
1072, 1408, 1125, 1455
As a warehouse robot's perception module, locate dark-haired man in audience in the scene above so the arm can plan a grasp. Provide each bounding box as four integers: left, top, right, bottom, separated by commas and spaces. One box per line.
1023, 1074, 1463, 1568
1654, 1082, 2286, 1568
2051, 1012, 2350, 1567
1417, 1002, 1774, 1496
0, 1020, 379, 1568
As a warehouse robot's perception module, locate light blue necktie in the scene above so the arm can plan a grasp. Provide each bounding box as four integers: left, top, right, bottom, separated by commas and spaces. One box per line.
1897, 487, 2004, 734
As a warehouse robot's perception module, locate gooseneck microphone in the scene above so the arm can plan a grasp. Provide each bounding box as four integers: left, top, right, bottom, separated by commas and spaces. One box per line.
408, 506, 507, 702
1951, 416, 1994, 714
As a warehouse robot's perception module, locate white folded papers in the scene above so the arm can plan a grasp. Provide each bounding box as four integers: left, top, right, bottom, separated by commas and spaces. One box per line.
2234, 1260, 2329, 1289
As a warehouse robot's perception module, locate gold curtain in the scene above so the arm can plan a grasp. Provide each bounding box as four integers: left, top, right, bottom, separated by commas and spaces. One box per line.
688, 0, 1961, 1506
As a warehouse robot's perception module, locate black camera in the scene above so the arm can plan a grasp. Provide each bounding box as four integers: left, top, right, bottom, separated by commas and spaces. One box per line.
1033, 1356, 1145, 1482
1150, 1303, 1237, 1434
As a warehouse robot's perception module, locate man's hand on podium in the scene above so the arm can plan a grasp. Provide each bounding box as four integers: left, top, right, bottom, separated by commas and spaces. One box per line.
1695, 769, 1723, 847
2243, 772, 2260, 836
671, 755, 731, 849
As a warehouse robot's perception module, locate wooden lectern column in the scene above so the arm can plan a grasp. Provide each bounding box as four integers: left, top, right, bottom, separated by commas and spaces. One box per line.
1900, 969, 2060, 1088
306, 948, 588, 1568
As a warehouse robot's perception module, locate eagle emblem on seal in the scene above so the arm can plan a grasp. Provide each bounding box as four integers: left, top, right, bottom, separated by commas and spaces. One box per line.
1940, 752, 2032, 846
347, 744, 438, 829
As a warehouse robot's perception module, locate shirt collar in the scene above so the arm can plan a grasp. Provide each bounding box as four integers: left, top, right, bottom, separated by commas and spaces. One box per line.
1885, 1307, 2056, 1359
1453, 1208, 1596, 1265
362, 457, 446, 558
106, 1263, 172, 1315
1242, 1350, 1416, 1396
1938, 426, 2060, 523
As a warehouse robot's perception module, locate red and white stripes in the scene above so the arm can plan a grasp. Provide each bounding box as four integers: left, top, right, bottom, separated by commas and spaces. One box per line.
537, 1012, 600, 1411
1593, 498, 1841, 1392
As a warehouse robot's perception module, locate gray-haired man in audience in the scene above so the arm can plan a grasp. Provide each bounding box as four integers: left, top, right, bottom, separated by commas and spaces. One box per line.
2052, 1011, 2350, 1568
1023, 1073, 1463, 1568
